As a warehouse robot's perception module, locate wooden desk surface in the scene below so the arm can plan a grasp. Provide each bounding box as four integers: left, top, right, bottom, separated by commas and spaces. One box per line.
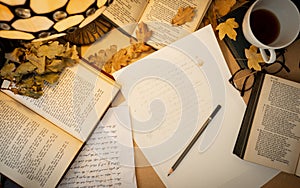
134, 39, 300, 188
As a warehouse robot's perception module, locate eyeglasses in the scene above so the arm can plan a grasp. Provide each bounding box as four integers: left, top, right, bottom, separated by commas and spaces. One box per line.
229, 68, 256, 97
229, 49, 290, 96
260, 49, 290, 74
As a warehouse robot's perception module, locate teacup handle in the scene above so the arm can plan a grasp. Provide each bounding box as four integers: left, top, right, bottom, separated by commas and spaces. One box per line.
259, 48, 276, 64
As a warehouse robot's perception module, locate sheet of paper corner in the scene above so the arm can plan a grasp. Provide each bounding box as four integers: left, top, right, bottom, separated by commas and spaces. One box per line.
112, 25, 279, 187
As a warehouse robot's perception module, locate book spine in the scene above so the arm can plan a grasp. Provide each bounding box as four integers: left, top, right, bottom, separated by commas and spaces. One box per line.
233, 72, 265, 158
223, 37, 249, 69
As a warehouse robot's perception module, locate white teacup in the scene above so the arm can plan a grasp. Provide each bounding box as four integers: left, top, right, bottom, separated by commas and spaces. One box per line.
243, 0, 300, 64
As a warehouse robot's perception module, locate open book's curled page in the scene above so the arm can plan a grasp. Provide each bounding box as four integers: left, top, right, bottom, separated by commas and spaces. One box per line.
58, 106, 137, 188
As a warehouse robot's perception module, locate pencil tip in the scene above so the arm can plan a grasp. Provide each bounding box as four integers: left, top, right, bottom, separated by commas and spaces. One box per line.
167, 168, 173, 176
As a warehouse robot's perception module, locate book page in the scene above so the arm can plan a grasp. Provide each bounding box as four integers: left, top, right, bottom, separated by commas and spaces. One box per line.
244, 74, 300, 174
1, 62, 120, 142
137, 0, 211, 49
58, 106, 137, 188
103, 0, 149, 32
0, 92, 82, 188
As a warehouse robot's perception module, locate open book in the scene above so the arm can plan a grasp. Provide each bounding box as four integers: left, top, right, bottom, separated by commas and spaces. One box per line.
102, 0, 211, 49
0, 61, 120, 187
233, 72, 300, 176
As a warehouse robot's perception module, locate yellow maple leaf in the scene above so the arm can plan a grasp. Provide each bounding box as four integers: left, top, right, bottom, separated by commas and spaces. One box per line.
214, 0, 236, 16
245, 45, 264, 71
216, 18, 239, 40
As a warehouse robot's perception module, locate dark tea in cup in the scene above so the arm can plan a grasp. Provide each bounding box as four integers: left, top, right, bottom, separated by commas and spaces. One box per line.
250, 9, 280, 45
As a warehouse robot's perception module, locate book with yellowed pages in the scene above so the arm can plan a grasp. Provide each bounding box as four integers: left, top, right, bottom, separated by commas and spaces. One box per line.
234, 72, 300, 177
102, 0, 212, 49
0, 60, 120, 187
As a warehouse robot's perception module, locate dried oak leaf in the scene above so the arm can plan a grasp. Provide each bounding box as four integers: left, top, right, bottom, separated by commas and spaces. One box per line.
88, 45, 118, 72
103, 61, 112, 74
17, 77, 35, 89
62, 57, 78, 68
46, 59, 65, 73
110, 48, 131, 71
1, 40, 79, 99
216, 18, 239, 40
105, 45, 118, 59
214, 0, 236, 16
26, 53, 46, 74
14, 76, 44, 99
104, 42, 154, 74
14, 62, 36, 76
171, 6, 195, 26
136, 22, 153, 43
16, 79, 44, 99
4, 48, 23, 63
127, 42, 152, 59
37, 41, 65, 59
36, 73, 60, 84
23, 41, 42, 51
63, 42, 79, 60
245, 45, 264, 71
0, 63, 16, 80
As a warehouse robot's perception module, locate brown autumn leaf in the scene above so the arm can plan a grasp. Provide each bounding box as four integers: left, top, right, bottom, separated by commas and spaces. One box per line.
37, 41, 65, 59
245, 45, 264, 71
216, 18, 239, 40
171, 6, 195, 26
0, 63, 16, 80
110, 48, 131, 71
14, 62, 36, 76
26, 53, 46, 74
36, 73, 60, 84
4, 48, 23, 63
0, 41, 79, 98
87, 45, 118, 70
214, 0, 236, 16
106, 43, 153, 73
136, 22, 153, 43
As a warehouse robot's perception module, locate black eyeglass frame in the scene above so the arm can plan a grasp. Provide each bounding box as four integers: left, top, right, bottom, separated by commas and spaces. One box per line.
229, 48, 290, 97
260, 49, 290, 75
229, 68, 257, 97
